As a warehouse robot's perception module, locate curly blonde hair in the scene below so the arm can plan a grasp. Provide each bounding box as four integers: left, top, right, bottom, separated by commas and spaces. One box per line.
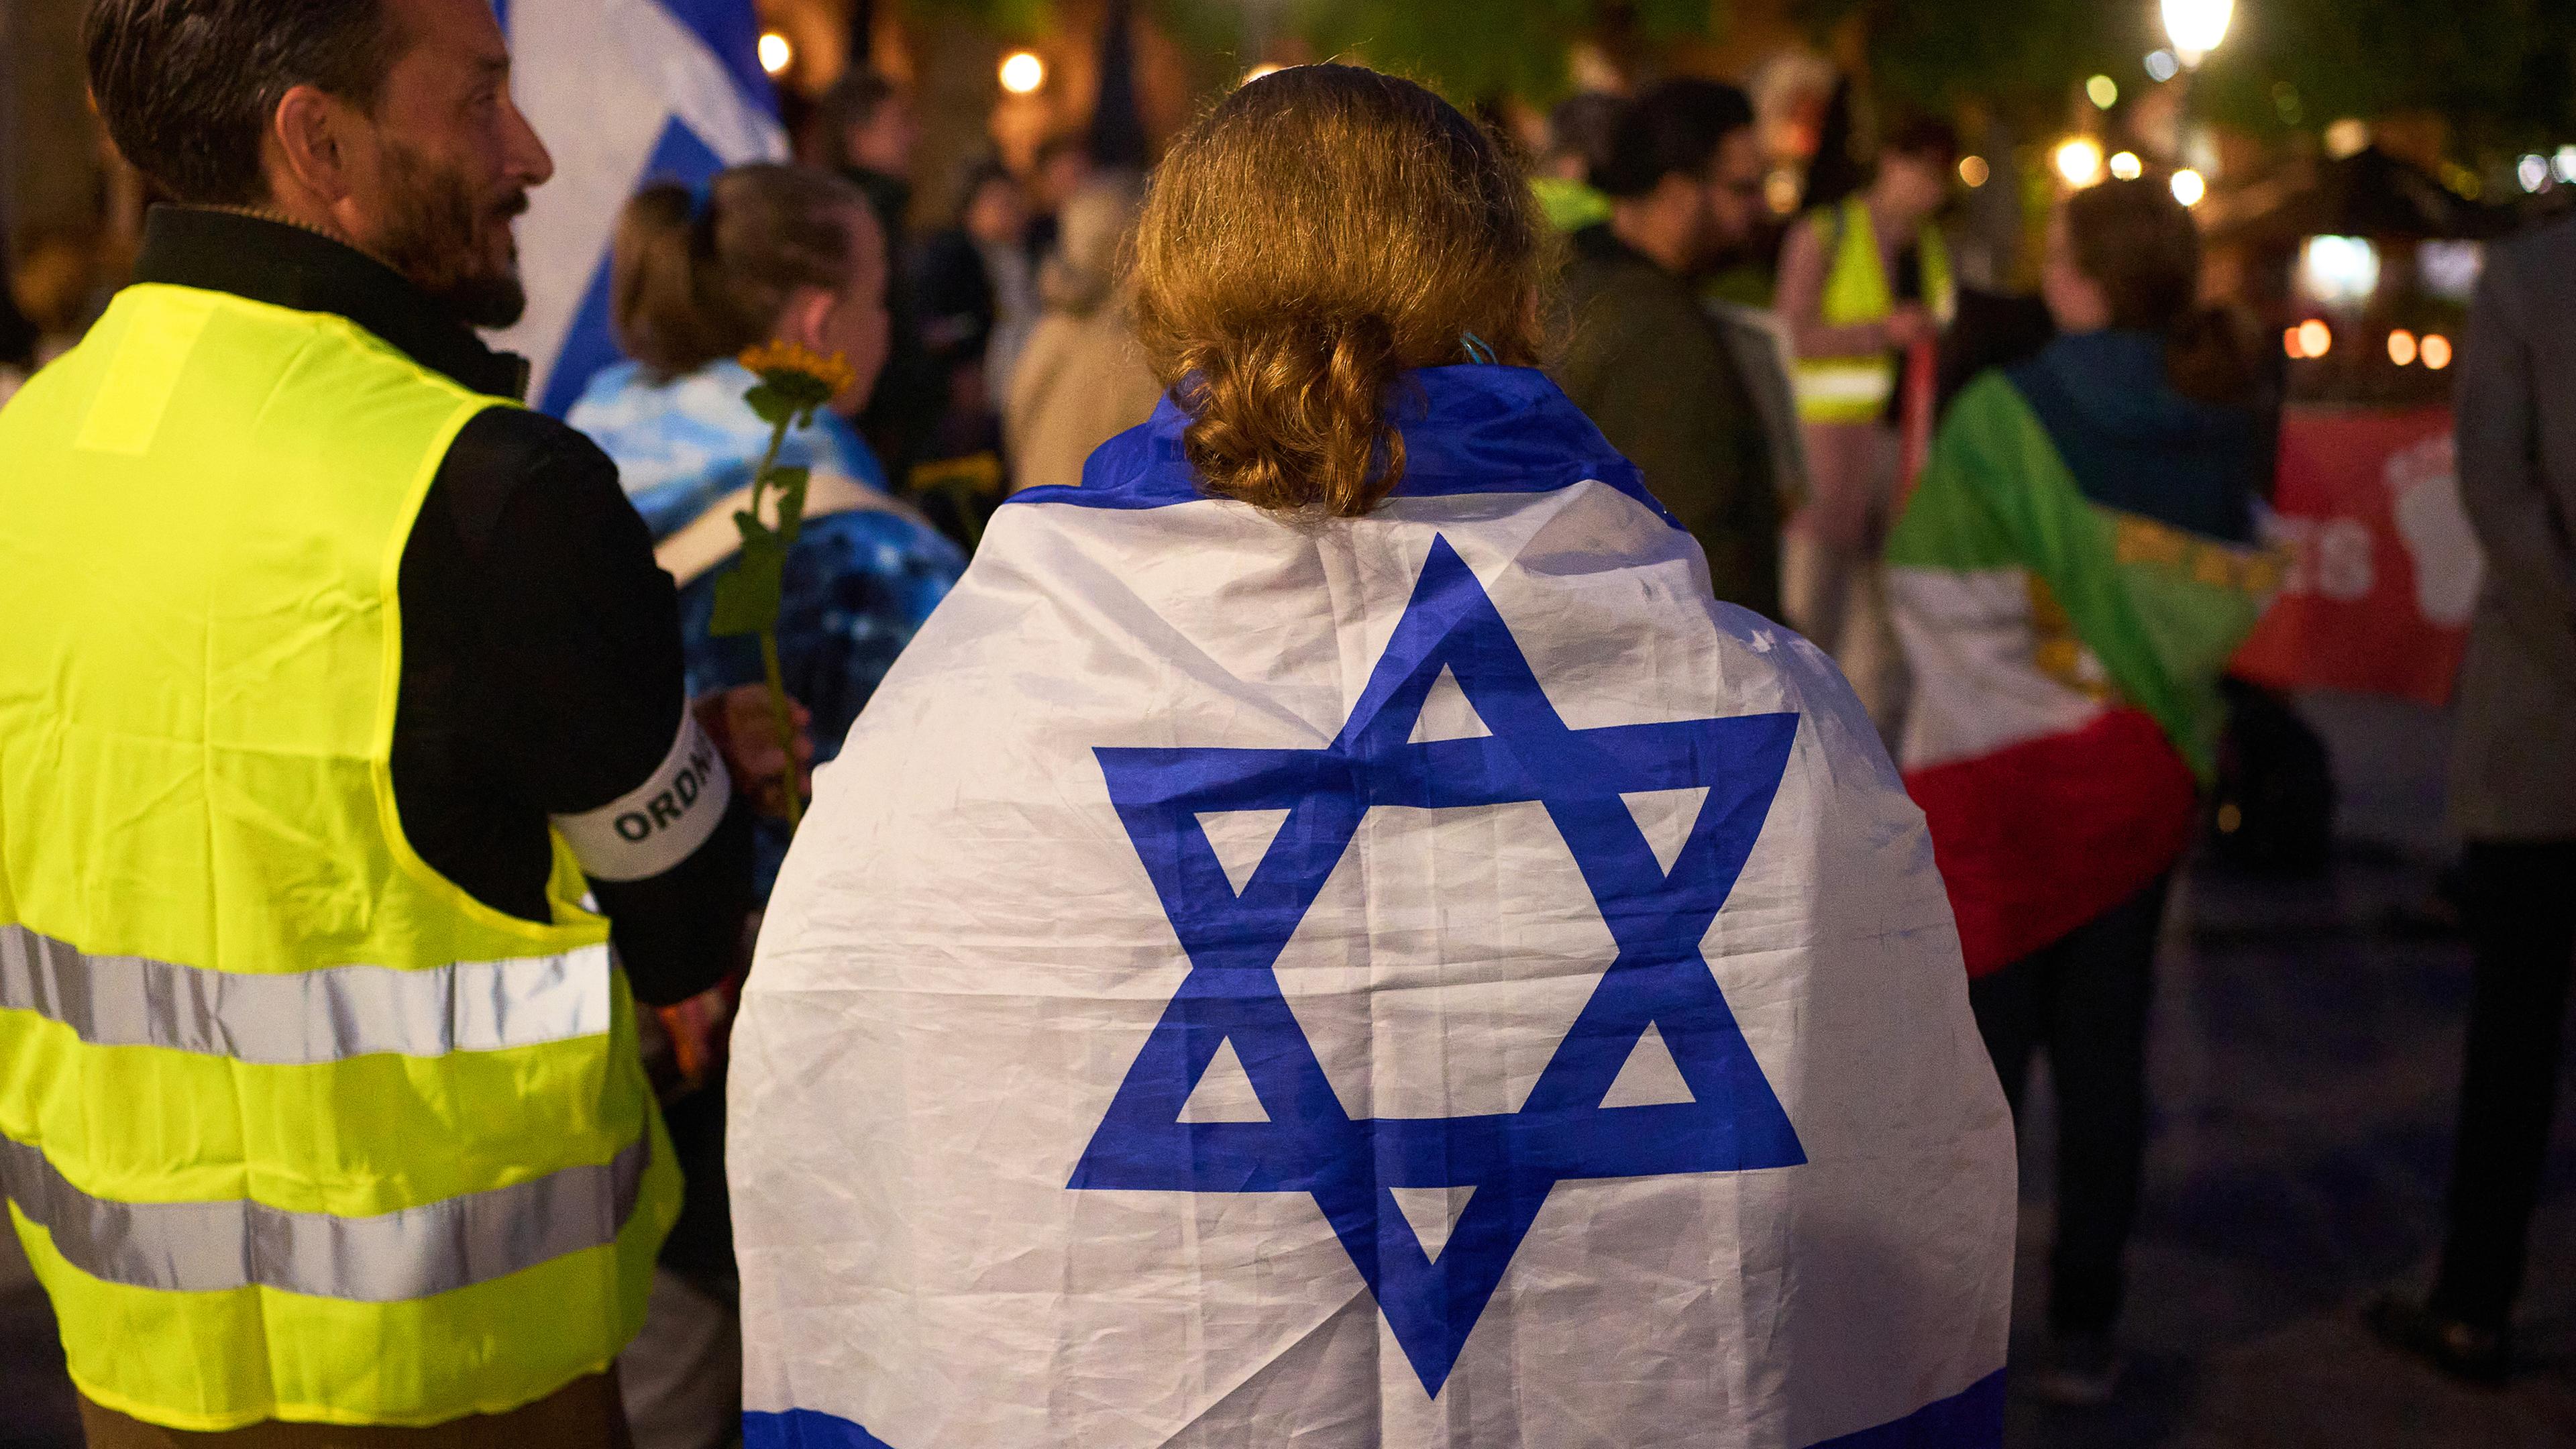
1131, 64, 1547, 516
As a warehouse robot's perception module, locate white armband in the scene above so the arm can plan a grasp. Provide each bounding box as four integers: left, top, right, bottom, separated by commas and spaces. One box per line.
551, 707, 734, 881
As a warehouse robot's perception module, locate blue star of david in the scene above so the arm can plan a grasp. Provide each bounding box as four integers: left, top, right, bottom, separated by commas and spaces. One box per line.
1070, 535, 1804, 1396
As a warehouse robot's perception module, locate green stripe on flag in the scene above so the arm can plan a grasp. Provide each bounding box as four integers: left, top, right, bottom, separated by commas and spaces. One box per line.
1887, 372, 2278, 779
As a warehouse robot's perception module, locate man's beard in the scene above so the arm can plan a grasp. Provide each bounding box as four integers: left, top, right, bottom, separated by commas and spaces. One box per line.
371, 142, 531, 330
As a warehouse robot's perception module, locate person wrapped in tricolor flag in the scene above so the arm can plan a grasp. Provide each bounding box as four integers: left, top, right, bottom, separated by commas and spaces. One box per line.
729, 64, 2016, 1448
1886, 176, 2280, 1403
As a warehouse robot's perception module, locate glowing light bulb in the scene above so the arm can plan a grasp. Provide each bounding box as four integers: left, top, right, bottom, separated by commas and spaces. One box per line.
757, 32, 792, 76
999, 50, 1046, 95
2087, 75, 2120, 110
1958, 155, 1991, 188
2109, 151, 2144, 182
2054, 137, 2106, 189
2170, 168, 2206, 207
2162, 0, 2235, 67
2387, 329, 2418, 366
2296, 319, 2332, 358
2420, 333, 2453, 370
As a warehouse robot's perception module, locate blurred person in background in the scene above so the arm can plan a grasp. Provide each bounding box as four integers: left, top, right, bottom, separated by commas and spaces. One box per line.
817, 68, 937, 490
815, 70, 919, 246
1885, 176, 2273, 1407
1777, 117, 1958, 737
576, 163, 965, 881
568, 159, 963, 1449
1004, 170, 1161, 494
1532, 90, 1622, 233
1556, 78, 1782, 619
1, 0, 804, 1442
2368, 212, 2576, 1386
10, 225, 121, 367
914, 156, 1039, 460
1025, 131, 1096, 258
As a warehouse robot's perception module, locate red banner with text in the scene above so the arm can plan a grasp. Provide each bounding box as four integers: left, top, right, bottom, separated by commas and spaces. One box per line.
2233, 406, 2479, 708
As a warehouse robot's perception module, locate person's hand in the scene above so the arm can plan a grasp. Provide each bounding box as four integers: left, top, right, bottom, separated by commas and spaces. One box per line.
694, 685, 814, 820
1884, 303, 1936, 350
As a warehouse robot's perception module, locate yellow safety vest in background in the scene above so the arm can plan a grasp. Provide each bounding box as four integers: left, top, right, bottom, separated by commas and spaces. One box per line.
0, 284, 679, 1431
1792, 195, 1956, 425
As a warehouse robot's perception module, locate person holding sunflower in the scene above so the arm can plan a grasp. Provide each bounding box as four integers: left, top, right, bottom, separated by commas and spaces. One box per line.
566, 161, 965, 1448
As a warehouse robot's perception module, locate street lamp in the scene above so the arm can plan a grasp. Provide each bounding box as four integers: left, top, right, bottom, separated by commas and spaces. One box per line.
2161, 0, 2234, 69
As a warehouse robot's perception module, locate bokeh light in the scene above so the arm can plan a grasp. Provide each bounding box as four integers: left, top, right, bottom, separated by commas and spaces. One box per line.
2087, 75, 2120, 110
2387, 329, 2418, 366
2054, 137, 2106, 189
757, 32, 792, 76
999, 50, 1046, 95
2109, 150, 2145, 181
1958, 155, 1991, 188
2170, 168, 2207, 207
2420, 333, 2453, 370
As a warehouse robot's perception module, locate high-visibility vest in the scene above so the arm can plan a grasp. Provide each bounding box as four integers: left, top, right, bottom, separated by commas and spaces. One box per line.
0, 284, 679, 1432
1792, 196, 1955, 425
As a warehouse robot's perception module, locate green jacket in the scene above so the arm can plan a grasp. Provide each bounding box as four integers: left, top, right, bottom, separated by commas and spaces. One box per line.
1554, 226, 1781, 620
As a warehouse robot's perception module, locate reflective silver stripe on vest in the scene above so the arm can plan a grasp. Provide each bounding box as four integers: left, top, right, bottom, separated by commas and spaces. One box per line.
0, 1129, 650, 1300
0, 924, 612, 1065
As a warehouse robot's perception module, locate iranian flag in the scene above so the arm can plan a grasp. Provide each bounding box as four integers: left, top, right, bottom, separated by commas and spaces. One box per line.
1887, 358, 2281, 975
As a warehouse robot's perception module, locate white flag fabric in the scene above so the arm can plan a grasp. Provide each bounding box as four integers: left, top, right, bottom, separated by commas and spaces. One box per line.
486, 0, 786, 415
730, 366, 2015, 1448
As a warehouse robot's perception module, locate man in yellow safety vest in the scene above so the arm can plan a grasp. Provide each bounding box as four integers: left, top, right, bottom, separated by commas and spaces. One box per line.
0, 0, 797, 1441
1774, 119, 1960, 737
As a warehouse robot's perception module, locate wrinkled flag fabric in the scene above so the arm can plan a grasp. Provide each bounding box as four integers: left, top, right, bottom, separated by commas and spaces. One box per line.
485, 0, 784, 415
730, 365, 2015, 1448
1886, 331, 2279, 974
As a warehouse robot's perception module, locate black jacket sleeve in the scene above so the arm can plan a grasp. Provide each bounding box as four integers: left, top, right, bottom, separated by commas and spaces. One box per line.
396, 407, 753, 1006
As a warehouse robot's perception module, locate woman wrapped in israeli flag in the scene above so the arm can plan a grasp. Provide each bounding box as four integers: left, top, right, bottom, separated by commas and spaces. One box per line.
729, 63, 2014, 1449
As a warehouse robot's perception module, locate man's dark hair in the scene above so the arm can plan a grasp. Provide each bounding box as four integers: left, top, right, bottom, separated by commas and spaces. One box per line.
1591, 79, 1756, 199
1882, 116, 1960, 167
1546, 91, 1625, 178
822, 70, 898, 137
85, 0, 397, 207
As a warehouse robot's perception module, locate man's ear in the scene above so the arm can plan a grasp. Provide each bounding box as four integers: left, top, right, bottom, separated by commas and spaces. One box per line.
777, 285, 837, 352
270, 85, 356, 205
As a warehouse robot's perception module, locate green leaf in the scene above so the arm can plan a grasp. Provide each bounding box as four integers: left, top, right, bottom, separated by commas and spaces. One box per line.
708, 530, 789, 637
769, 466, 811, 548
745, 382, 796, 428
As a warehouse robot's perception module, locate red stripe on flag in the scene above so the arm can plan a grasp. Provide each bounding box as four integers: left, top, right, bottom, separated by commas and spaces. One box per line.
1904, 708, 2199, 977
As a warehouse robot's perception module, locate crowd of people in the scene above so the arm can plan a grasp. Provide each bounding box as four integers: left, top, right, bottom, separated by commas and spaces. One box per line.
1, 0, 2569, 1445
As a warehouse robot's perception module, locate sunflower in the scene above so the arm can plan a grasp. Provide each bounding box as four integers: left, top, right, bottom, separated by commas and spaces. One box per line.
739, 340, 859, 409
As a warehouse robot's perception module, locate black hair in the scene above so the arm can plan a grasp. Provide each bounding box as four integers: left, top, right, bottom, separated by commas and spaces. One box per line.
1882, 116, 1960, 167
85, 0, 397, 207
1591, 79, 1756, 200
822, 72, 899, 138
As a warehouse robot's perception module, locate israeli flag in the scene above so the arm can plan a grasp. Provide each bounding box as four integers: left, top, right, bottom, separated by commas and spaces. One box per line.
729, 367, 2016, 1447
488, 0, 786, 415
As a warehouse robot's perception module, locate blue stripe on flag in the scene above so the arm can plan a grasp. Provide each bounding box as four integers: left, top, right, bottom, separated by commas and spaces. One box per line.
1809, 1369, 2007, 1448
1006, 365, 1683, 532
536, 117, 728, 417
742, 1409, 898, 1448
653, 0, 780, 114
739, 1370, 2002, 1448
